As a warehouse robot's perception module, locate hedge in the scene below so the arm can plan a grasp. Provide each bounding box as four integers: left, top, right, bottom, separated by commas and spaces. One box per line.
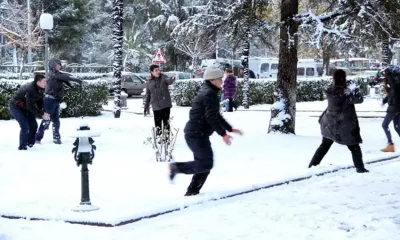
171, 77, 369, 107
0, 79, 109, 120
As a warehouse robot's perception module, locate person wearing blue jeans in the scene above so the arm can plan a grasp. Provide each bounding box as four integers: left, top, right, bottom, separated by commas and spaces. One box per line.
35, 58, 82, 144
8, 75, 49, 150
36, 96, 61, 143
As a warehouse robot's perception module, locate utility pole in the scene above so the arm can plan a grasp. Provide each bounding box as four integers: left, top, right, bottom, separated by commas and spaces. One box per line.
27, 0, 32, 63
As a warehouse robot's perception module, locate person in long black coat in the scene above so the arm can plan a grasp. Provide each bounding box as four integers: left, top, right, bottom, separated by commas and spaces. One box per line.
168, 66, 243, 196
308, 69, 369, 173
8, 74, 49, 150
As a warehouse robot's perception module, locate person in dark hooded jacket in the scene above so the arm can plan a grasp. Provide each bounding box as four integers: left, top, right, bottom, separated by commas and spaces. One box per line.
9, 74, 49, 150
168, 66, 243, 196
308, 69, 369, 173
35, 59, 82, 144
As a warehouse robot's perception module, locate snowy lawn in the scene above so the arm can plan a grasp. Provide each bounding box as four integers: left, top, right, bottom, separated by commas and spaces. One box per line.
0, 98, 399, 225
1, 156, 399, 239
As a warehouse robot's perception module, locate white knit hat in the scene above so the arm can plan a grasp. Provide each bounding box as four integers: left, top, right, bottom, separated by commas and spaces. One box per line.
203, 66, 224, 80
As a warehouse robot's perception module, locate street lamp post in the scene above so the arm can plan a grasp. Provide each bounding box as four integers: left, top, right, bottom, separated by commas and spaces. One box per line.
39, 13, 53, 77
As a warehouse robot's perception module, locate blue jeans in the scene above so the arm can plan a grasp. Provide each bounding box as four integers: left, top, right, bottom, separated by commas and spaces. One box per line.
36, 97, 60, 141
9, 105, 38, 147
382, 112, 400, 144
220, 93, 229, 111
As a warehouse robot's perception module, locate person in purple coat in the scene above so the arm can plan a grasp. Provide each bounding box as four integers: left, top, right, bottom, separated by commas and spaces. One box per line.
223, 67, 237, 112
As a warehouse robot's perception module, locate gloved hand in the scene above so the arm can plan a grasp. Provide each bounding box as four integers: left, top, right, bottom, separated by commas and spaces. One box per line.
222, 133, 232, 145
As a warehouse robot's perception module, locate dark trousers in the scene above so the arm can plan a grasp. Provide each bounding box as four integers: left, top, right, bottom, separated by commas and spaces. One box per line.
227, 98, 234, 112
175, 134, 214, 194
9, 105, 38, 147
382, 112, 400, 144
153, 107, 170, 136
309, 137, 365, 169
36, 97, 61, 141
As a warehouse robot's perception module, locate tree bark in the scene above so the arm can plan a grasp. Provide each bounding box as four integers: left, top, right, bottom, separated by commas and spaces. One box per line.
382, 39, 391, 66
112, 0, 124, 118
268, 0, 299, 134
241, 29, 250, 109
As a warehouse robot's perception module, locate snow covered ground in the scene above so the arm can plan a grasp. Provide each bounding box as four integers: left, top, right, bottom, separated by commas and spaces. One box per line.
1, 156, 399, 239
0, 97, 399, 237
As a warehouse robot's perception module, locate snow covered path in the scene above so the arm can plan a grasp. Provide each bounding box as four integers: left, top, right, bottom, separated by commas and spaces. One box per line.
1, 159, 400, 240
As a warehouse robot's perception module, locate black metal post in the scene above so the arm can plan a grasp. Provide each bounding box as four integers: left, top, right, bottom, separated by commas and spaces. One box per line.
80, 153, 91, 204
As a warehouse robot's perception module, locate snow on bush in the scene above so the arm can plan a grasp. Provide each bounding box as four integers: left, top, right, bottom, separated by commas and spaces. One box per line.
0, 79, 109, 120
171, 77, 369, 107
0, 72, 106, 80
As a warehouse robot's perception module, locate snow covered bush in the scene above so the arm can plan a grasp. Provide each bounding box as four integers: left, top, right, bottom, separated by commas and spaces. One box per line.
171, 77, 369, 107
0, 79, 109, 120
0, 72, 105, 80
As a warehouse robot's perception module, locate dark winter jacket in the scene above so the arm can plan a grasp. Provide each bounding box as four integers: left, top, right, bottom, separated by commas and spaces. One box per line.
45, 59, 82, 101
319, 85, 363, 146
383, 66, 400, 112
184, 81, 233, 137
240, 69, 256, 79
9, 81, 45, 118
223, 75, 237, 99
145, 73, 174, 111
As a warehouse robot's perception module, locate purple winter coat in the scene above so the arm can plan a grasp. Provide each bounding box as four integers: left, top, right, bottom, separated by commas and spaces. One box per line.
223, 75, 237, 99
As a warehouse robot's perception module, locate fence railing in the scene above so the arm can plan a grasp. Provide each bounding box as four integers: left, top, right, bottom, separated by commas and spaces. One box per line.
0, 62, 113, 74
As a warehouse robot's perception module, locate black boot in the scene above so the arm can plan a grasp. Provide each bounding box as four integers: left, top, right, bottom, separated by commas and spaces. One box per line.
18, 146, 27, 150
356, 168, 369, 173
169, 163, 179, 182
53, 139, 62, 144
308, 138, 333, 168
184, 190, 200, 196
348, 145, 368, 173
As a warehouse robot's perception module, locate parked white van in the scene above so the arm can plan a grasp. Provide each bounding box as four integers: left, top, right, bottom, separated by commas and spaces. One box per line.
296, 59, 324, 78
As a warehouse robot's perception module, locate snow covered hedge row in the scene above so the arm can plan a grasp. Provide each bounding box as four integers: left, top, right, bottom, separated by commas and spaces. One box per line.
0, 79, 109, 120
171, 78, 369, 107
0, 72, 105, 80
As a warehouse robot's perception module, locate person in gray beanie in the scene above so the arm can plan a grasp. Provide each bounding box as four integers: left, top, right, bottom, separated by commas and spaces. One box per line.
168, 66, 243, 196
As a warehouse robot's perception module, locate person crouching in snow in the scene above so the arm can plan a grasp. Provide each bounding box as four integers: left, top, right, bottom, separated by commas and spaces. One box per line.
9, 74, 50, 150
308, 69, 369, 173
35, 59, 82, 145
223, 67, 237, 112
168, 66, 243, 196
380, 67, 400, 152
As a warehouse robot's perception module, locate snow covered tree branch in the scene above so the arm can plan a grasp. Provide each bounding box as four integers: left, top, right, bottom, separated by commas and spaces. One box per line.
296, 0, 400, 48
0, 0, 43, 50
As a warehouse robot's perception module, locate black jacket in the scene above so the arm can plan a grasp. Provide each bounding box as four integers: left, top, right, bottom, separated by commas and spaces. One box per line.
320, 85, 363, 145
184, 81, 232, 137
45, 59, 82, 101
383, 66, 400, 112
9, 81, 45, 118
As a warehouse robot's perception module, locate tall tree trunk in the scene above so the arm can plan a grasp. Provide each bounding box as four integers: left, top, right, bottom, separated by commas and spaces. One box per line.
268, 0, 299, 134
241, 28, 250, 109
112, 0, 124, 118
382, 39, 390, 66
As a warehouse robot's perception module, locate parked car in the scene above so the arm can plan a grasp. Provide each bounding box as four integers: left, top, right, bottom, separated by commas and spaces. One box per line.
358, 70, 382, 86
103, 71, 146, 97
164, 71, 192, 80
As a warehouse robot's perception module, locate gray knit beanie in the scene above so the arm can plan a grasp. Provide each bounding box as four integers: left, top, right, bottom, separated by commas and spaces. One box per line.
203, 66, 224, 81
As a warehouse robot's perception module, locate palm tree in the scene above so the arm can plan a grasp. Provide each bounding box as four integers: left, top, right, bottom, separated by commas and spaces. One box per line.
112, 0, 124, 118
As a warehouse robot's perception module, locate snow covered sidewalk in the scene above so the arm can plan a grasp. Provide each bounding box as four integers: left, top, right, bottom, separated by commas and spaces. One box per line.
1, 157, 399, 239
0, 101, 400, 226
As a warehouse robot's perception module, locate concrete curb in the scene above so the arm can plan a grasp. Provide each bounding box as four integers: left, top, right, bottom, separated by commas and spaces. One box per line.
1, 155, 399, 227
